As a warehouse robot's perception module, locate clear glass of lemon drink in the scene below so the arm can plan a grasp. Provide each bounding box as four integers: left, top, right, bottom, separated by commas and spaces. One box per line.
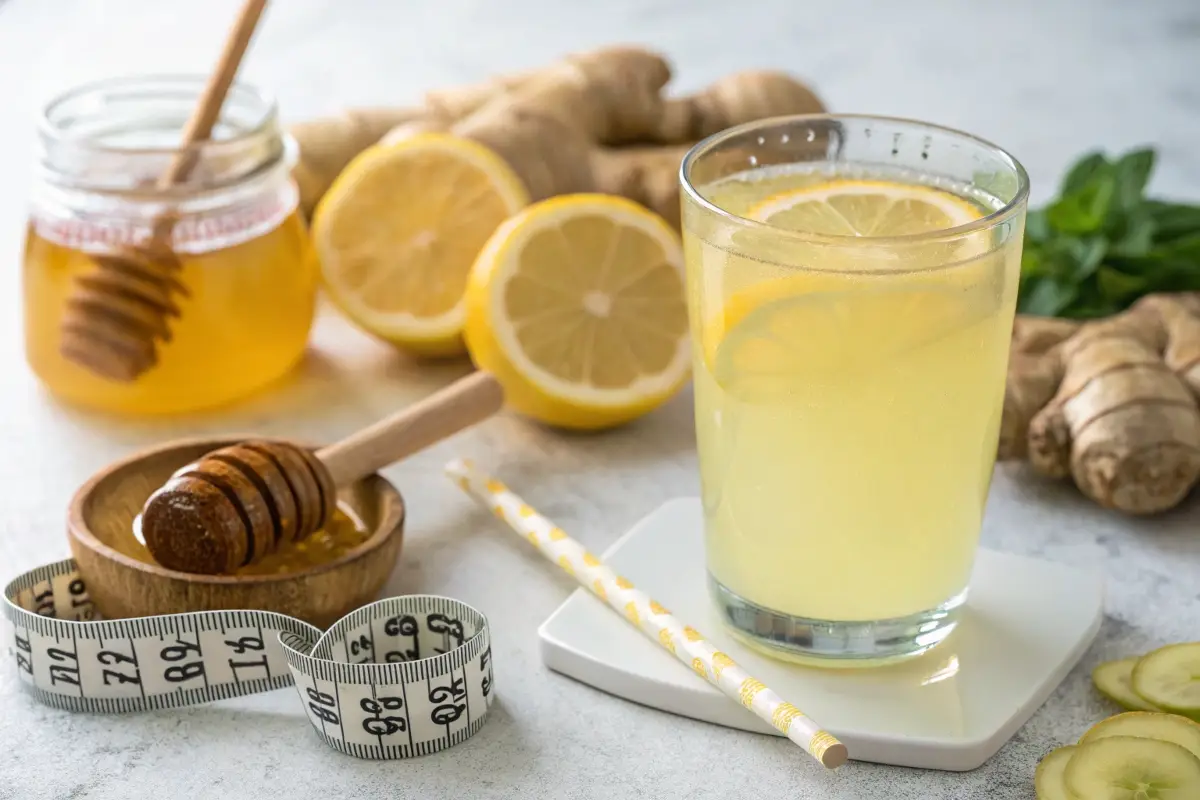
680, 115, 1029, 664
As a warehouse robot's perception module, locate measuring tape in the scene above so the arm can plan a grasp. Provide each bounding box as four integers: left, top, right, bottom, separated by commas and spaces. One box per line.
2, 558, 494, 759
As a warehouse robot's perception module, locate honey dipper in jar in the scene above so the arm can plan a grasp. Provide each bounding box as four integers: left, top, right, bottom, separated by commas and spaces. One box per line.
59, 0, 269, 382
142, 372, 504, 574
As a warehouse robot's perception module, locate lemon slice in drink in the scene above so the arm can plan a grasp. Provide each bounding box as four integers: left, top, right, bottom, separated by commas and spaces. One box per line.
747, 179, 983, 235
705, 179, 998, 397
464, 194, 689, 430
313, 133, 529, 356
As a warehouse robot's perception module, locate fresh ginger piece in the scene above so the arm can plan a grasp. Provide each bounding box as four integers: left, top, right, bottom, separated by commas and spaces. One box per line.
999, 294, 1200, 514
290, 48, 826, 221
289, 46, 671, 216
657, 70, 825, 143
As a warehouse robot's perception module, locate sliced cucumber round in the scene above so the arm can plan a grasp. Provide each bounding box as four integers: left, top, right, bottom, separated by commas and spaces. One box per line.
1034, 745, 1075, 800
1064, 736, 1200, 799
1132, 643, 1200, 717
1080, 711, 1200, 761
1094, 658, 1163, 712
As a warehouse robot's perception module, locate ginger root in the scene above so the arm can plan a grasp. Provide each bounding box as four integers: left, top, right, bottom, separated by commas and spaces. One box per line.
290, 46, 825, 218
591, 144, 695, 230
290, 46, 669, 216
656, 70, 825, 143
999, 293, 1200, 514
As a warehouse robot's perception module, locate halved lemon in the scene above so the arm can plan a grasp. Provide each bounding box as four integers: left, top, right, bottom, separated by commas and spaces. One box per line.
312, 133, 529, 356
747, 179, 984, 236
464, 194, 689, 430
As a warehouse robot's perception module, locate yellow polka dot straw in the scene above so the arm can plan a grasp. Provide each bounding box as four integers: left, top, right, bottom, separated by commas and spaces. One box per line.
445, 458, 849, 770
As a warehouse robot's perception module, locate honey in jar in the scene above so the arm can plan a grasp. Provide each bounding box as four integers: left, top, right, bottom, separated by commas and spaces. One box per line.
23, 77, 316, 415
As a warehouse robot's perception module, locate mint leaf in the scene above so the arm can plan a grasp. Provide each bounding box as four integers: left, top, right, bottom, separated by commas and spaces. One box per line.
1061, 152, 1110, 196
1025, 209, 1050, 243
1112, 148, 1155, 212
1046, 175, 1115, 233
1145, 201, 1200, 242
1097, 266, 1148, 304
1158, 233, 1200, 262
1066, 236, 1107, 279
1021, 277, 1078, 317
1110, 210, 1156, 257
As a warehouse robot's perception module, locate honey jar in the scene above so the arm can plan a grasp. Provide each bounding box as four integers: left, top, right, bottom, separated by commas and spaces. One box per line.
23, 76, 316, 415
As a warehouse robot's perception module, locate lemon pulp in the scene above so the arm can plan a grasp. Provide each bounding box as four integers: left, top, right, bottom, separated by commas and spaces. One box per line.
465, 194, 689, 430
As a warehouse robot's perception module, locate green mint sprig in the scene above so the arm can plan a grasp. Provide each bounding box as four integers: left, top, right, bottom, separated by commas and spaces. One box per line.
1018, 147, 1200, 318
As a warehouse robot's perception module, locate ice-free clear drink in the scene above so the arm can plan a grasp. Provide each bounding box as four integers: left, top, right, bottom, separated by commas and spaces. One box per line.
681, 116, 1028, 663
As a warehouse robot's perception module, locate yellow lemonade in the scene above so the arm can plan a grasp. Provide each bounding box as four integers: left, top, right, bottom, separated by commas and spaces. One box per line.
687, 164, 1022, 626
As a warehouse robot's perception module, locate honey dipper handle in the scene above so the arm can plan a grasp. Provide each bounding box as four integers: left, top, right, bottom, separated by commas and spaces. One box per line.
317, 372, 506, 486
161, 0, 270, 187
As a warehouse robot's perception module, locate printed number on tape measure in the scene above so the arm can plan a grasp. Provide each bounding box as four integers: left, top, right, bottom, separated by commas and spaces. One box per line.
2, 559, 494, 759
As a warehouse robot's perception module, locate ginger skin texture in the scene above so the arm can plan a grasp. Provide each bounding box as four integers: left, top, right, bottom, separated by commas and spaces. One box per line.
289, 46, 825, 219
999, 293, 1200, 514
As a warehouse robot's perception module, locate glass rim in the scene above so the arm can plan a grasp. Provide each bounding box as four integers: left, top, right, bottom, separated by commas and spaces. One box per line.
679, 112, 1030, 246
38, 73, 279, 157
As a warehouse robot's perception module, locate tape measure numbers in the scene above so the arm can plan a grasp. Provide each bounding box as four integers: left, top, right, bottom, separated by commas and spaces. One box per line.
3, 559, 494, 759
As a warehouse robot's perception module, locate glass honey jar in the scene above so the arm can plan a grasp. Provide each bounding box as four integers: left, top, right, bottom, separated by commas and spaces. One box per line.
23, 76, 316, 415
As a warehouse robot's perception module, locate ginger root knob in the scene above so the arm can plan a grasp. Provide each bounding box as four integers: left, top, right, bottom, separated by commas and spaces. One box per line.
1000, 294, 1200, 514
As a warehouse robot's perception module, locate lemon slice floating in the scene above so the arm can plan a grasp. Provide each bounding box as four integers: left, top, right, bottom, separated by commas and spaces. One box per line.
465, 194, 689, 430
701, 178, 999, 399
312, 133, 529, 356
746, 179, 984, 235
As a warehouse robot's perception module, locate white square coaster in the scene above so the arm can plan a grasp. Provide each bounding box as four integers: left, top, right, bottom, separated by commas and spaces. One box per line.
538, 499, 1103, 771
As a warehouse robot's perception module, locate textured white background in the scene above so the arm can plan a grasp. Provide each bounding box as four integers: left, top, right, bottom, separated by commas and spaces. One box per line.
1, 0, 1198, 798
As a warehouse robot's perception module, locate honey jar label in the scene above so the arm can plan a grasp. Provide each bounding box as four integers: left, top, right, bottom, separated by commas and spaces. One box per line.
2, 558, 494, 760
31, 181, 299, 255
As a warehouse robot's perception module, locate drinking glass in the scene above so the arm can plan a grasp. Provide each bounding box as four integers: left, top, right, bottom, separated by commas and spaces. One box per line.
680, 114, 1028, 664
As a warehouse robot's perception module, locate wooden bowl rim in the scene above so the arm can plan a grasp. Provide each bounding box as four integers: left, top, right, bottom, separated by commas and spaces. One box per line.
67, 434, 406, 586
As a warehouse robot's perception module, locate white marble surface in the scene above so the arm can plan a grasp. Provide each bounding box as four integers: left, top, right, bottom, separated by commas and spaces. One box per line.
1, 0, 1198, 798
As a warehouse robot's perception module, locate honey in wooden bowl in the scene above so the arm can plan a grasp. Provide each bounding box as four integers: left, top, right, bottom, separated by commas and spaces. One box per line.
67, 437, 405, 628
123, 505, 371, 576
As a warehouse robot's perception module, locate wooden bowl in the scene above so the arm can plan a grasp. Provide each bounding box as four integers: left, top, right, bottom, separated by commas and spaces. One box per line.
67, 436, 405, 628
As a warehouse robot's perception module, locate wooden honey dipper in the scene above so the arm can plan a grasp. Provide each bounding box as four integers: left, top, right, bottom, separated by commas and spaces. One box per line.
60, 0, 269, 382
141, 372, 505, 574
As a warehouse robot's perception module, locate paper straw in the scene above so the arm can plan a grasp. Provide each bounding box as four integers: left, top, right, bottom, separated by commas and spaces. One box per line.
445, 458, 849, 770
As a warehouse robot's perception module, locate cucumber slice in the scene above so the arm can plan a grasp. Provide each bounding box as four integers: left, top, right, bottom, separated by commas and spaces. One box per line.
1132, 644, 1200, 717
1064, 736, 1200, 799
1094, 658, 1163, 712
1080, 711, 1200, 761
1034, 745, 1075, 800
